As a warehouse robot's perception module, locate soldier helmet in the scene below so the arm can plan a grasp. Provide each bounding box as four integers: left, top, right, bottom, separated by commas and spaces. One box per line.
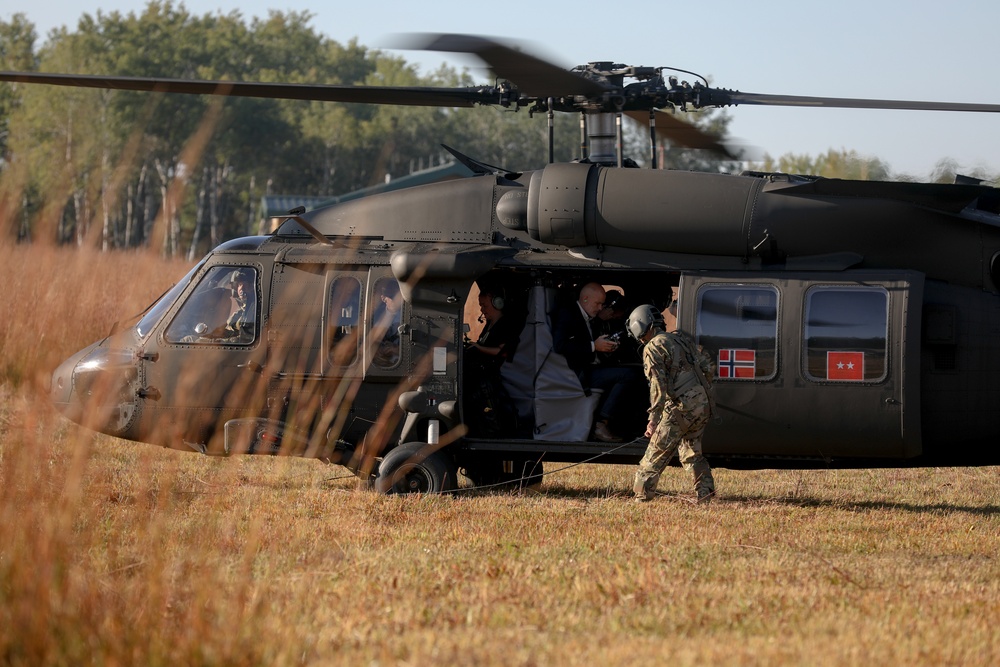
626, 304, 665, 342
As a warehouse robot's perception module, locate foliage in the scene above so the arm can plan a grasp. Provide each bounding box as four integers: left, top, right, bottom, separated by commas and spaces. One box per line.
0, 5, 757, 255
755, 148, 893, 181
752, 149, 1000, 185
0, 14, 37, 161
2, 6, 995, 257
0, 4, 597, 255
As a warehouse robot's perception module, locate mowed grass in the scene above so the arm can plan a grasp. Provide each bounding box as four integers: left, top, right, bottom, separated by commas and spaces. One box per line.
1, 243, 998, 666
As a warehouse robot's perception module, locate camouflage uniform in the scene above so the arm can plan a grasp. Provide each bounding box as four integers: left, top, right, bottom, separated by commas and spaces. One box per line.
633, 330, 716, 503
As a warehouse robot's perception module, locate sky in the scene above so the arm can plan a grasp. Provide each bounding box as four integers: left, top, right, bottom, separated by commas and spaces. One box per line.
5, 0, 1000, 179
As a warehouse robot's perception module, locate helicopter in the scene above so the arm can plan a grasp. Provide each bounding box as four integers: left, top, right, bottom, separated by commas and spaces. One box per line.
5, 34, 1000, 494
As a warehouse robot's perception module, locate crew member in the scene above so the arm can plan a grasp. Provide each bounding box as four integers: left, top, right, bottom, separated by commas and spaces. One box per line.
464, 283, 523, 437
468, 286, 521, 366
626, 301, 716, 503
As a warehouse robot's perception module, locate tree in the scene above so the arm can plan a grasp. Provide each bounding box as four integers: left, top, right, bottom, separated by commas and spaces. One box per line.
0, 14, 37, 164
754, 148, 892, 181
2, 6, 758, 253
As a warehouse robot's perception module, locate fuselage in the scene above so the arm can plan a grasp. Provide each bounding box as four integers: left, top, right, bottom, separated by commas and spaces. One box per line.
51, 164, 1000, 469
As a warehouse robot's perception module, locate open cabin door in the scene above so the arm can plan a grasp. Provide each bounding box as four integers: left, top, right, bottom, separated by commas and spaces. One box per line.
679, 270, 923, 461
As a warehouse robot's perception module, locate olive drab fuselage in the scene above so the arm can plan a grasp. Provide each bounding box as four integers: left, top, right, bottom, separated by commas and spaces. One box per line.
50, 163, 1000, 472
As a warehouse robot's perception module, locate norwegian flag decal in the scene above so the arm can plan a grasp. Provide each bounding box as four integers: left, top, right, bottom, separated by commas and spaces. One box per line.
718, 349, 756, 379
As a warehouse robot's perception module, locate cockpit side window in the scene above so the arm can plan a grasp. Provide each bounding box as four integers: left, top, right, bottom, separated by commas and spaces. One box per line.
163, 266, 259, 345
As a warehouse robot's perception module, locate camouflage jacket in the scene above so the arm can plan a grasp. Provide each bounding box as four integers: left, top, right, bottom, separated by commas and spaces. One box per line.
642, 330, 715, 423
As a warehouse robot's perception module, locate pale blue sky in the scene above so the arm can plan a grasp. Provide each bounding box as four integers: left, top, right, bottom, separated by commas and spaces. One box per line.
6, 0, 1000, 179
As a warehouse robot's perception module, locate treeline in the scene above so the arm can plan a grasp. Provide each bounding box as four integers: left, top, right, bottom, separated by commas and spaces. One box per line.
6, 5, 987, 257
0, 4, 601, 256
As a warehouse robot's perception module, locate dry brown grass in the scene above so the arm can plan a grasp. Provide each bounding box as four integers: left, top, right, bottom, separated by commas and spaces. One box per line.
1, 242, 998, 666
0, 242, 191, 389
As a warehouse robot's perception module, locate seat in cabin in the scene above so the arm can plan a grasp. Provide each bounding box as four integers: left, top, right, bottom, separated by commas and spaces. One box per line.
500, 285, 602, 441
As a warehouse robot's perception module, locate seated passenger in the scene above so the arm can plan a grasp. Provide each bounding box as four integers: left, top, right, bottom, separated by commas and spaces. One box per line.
551, 282, 643, 442
591, 289, 639, 366
464, 283, 524, 437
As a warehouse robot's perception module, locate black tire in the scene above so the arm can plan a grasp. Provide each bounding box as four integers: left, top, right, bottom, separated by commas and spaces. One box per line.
374, 442, 458, 494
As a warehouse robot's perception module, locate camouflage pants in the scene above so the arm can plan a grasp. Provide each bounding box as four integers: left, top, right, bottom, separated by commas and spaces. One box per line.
633, 387, 715, 501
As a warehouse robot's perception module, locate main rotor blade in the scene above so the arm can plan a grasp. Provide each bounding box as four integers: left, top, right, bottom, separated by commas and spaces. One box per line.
726, 90, 1000, 113
622, 109, 733, 156
402, 33, 610, 98
0, 71, 497, 107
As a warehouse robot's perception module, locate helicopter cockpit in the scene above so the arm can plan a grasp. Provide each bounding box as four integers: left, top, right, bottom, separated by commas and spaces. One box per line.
161, 266, 260, 345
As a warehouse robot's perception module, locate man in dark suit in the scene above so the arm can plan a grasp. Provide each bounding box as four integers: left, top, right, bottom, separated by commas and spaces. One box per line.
551, 282, 641, 442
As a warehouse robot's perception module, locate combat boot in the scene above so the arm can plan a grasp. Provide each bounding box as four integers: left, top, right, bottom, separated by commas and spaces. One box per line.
692, 459, 715, 504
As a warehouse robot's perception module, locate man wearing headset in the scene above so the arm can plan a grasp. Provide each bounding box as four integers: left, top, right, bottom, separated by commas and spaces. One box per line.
626, 300, 717, 504
464, 282, 523, 437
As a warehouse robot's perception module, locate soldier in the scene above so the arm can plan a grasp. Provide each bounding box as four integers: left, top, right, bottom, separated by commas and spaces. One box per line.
626, 301, 716, 503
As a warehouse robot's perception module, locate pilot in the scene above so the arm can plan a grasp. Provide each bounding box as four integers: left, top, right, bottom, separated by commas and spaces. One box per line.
224, 269, 255, 344
626, 301, 716, 504
551, 282, 642, 442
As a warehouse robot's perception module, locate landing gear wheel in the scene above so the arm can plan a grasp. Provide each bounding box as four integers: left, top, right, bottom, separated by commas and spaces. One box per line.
375, 442, 458, 495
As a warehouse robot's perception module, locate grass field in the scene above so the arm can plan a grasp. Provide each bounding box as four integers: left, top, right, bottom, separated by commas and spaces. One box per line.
1, 243, 998, 666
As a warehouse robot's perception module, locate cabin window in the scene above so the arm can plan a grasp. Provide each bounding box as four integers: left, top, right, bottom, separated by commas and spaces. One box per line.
695, 285, 779, 380
327, 277, 362, 366
371, 277, 403, 369
803, 286, 888, 383
163, 266, 258, 345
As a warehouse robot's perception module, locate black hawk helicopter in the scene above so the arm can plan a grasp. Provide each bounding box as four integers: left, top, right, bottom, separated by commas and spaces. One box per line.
5, 34, 1000, 493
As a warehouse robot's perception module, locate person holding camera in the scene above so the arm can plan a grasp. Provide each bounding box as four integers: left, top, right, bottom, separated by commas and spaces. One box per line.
552, 282, 643, 443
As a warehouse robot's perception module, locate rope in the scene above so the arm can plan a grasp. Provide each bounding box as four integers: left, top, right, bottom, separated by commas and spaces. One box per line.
449, 435, 645, 495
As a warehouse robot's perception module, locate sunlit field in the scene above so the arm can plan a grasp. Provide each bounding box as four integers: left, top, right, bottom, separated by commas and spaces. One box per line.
1, 242, 998, 666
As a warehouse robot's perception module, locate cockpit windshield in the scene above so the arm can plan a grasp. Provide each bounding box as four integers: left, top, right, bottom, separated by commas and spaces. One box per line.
135, 261, 205, 339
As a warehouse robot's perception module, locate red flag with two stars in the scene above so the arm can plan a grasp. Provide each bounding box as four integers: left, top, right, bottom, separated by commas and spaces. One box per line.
827, 351, 864, 381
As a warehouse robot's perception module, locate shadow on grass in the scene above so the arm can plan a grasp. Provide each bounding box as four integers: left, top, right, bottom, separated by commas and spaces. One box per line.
717, 492, 1000, 517
532, 484, 1000, 517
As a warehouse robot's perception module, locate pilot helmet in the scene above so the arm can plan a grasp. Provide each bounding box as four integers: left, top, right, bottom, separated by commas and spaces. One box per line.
229, 269, 252, 291
626, 304, 665, 342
